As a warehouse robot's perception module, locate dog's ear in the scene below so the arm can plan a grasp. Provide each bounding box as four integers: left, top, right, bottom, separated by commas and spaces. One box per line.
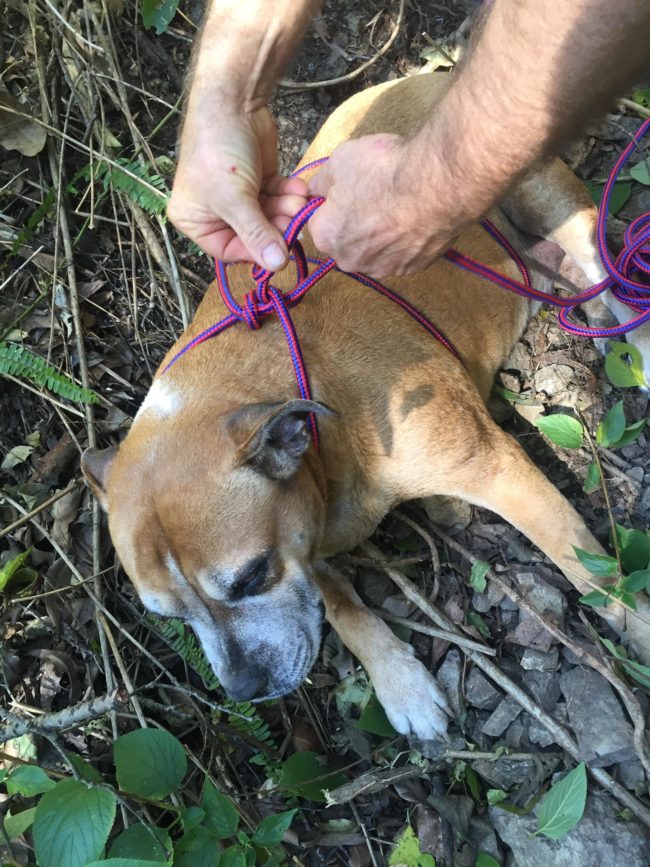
81, 446, 118, 511
232, 400, 334, 480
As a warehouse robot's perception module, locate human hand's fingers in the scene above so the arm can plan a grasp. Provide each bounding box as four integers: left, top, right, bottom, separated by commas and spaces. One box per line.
308, 134, 456, 277
168, 109, 308, 269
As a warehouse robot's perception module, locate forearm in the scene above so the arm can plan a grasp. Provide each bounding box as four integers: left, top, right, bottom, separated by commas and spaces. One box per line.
405, 0, 650, 225
188, 0, 320, 116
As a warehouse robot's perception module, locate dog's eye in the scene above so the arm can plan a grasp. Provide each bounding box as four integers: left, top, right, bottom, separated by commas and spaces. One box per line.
232, 554, 271, 600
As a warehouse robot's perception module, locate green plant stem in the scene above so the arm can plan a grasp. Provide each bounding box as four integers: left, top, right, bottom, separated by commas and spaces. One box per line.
0, 290, 49, 343
579, 411, 623, 575
148, 94, 183, 141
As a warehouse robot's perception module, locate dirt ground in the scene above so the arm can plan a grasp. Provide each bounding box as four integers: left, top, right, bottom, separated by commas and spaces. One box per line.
1, 1, 649, 865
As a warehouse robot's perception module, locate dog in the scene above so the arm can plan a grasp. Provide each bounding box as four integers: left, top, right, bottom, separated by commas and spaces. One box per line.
82, 73, 650, 740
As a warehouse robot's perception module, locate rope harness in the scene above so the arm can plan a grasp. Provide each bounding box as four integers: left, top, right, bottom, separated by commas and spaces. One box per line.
163, 118, 650, 449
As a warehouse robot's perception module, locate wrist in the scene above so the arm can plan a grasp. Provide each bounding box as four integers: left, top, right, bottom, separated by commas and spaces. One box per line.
188, 0, 320, 115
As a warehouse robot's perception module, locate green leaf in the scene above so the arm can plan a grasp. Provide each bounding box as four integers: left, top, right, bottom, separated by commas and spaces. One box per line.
579, 590, 611, 607
615, 525, 650, 572
66, 752, 102, 783
114, 728, 186, 799
109, 824, 172, 864
585, 180, 631, 215
175, 827, 220, 867
33, 778, 117, 867
469, 560, 490, 593
0, 548, 33, 594
629, 160, 650, 185
355, 693, 397, 737
534, 415, 584, 449
493, 386, 534, 404
181, 806, 206, 833
619, 658, 650, 689
486, 789, 508, 806
583, 460, 601, 494
141, 0, 180, 34
220, 845, 248, 867
4, 807, 36, 840
6, 764, 55, 796
534, 762, 587, 840
202, 781, 239, 839
621, 570, 650, 592
573, 546, 619, 577
475, 855, 501, 867
605, 342, 647, 388
278, 751, 347, 802
465, 765, 481, 801
1, 444, 34, 470
596, 401, 626, 447
252, 809, 298, 847
86, 861, 167, 867
632, 87, 650, 107
599, 637, 650, 687
388, 825, 435, 866
609, 419, 646, 449
466, 611, 490, 638
0, 342, 100, 404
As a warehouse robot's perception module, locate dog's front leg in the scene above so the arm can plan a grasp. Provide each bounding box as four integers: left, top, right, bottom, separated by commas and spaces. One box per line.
313, 562, 451, 739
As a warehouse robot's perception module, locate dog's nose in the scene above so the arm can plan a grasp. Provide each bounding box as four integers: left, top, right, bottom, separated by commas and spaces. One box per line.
225, 666, 267, 702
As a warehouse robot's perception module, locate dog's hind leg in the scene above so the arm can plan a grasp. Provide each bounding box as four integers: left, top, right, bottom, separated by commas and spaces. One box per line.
438, 413, 650, 664
313, 562, 451, 739
502, 157, 650, 385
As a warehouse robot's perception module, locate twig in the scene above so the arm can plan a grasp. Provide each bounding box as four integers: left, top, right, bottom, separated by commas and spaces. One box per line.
443, 750, 560, 762
0, 688, 128, 741
98, 613, 148, 728
370, 609, 496, 655
0, 276, 46, 333
41, 0, 104, 53
619, 97, 650, 119
361, 541, 650, 827
0, 479, 83, 540
280, 0, 405, 91
394, 508, 442, 601
159, 216, 190, 328
350, 800, 380, 867
325, 764, 422, 806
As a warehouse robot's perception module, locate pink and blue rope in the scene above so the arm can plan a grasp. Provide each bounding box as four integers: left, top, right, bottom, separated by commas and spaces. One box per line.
162, 118, 650, 449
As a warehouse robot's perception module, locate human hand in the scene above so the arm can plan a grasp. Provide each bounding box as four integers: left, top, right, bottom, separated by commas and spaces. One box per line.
168, 107, 308, 270
308, 133, 465, 278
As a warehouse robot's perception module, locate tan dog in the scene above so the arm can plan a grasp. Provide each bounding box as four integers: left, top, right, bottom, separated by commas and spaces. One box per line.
82, 73, 650, 739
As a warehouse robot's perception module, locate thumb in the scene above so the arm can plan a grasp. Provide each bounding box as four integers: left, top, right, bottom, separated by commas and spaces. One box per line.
229, 199, 289, 271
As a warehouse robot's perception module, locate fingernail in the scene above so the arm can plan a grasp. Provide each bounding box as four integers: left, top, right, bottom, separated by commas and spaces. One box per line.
262, 242, 285, 270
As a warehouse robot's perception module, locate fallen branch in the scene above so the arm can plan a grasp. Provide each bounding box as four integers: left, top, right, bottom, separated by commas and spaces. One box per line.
0, 688, 129, 743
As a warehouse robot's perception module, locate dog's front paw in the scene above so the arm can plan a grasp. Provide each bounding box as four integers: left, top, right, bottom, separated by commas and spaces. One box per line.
370, 644, 451, 740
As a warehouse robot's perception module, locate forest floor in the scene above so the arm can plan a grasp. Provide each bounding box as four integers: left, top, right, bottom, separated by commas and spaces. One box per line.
1, 1, 649, 865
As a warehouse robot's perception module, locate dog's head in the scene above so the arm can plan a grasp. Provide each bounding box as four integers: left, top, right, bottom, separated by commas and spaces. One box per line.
82, 394, 333, 702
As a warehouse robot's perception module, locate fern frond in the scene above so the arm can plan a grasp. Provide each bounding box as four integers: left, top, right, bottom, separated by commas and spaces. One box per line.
0, 343, 99, 404
83, 158, 169, 215
151, 616, 219, 690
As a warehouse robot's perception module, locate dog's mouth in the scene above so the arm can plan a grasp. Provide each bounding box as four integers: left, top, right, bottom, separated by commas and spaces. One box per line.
247, 630, 320, 702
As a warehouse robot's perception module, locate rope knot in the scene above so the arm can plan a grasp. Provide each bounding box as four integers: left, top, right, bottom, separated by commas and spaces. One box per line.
242, 291, 262, 330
